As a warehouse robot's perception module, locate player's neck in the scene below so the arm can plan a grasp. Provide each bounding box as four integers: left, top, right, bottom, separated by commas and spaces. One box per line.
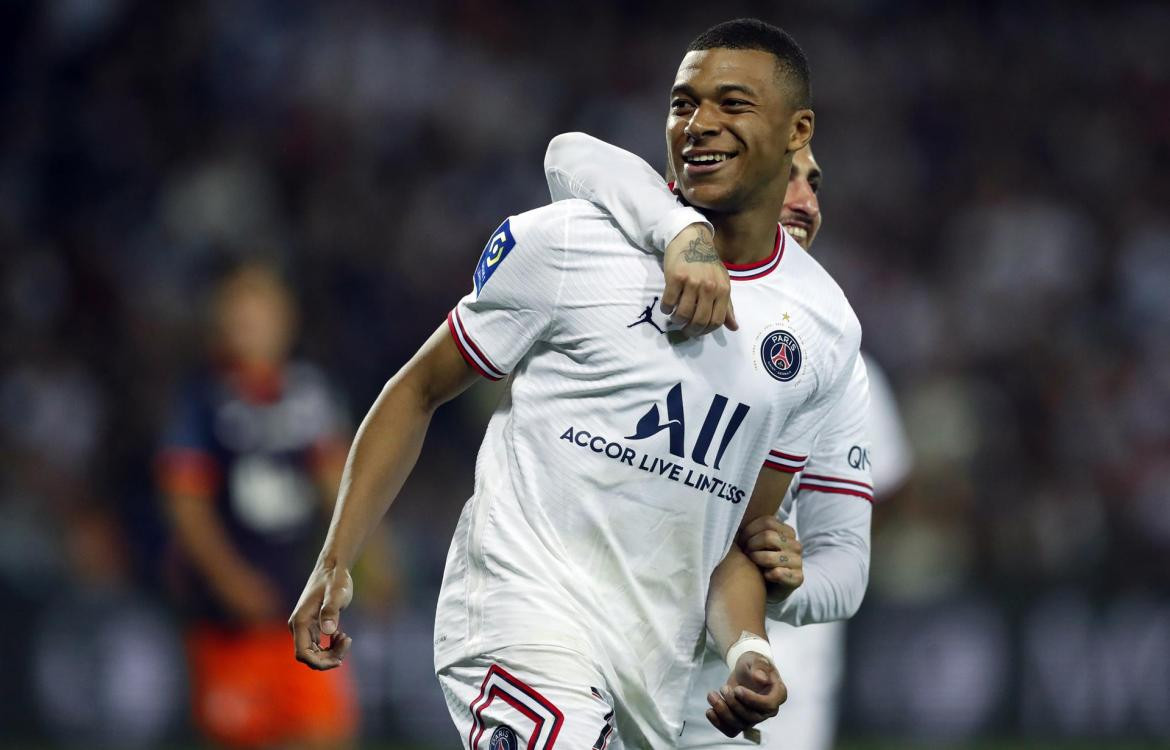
707, 204, 781, 266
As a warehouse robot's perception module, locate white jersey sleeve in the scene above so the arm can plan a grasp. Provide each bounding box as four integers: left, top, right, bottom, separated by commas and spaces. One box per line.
863, 353, 913, 498
762, 316, 863, 476
544, 131, 711, 254
447, 207, 567, 380
769, 355, 873, 626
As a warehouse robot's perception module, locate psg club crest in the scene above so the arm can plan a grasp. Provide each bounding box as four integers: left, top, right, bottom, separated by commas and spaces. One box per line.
760, 329, 802, 382
489, 725, 519, 750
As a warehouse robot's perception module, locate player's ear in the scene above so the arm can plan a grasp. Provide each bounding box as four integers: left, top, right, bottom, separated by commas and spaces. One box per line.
787, 109, 814, 154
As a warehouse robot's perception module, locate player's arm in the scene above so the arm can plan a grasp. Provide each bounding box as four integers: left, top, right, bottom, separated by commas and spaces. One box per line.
743, 355, 874, 624
703, 468, 793, 737
544, 132, 735, 335
289, 325, 479, 669
291, 207, 565, 669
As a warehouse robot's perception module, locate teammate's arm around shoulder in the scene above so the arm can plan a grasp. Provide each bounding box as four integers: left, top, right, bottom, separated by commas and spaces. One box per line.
543, 132, 735, 335
702, 469, 795, 737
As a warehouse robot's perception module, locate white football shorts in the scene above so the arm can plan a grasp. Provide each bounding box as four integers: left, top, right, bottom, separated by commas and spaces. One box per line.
438, 644, 623, 750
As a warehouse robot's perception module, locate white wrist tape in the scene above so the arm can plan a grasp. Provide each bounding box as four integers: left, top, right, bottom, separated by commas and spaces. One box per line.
725, 633, 772, 671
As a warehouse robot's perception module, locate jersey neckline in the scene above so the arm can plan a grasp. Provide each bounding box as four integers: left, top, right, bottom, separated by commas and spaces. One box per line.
725, 224, 785, 281
664, 181, 786, 281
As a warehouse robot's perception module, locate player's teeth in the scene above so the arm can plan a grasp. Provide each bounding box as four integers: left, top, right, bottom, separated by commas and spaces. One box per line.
787, 226, 807, 239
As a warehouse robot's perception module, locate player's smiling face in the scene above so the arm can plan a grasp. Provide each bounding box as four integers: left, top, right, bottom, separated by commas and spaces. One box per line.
781, 147, 822, 249
667, 48, 810, 213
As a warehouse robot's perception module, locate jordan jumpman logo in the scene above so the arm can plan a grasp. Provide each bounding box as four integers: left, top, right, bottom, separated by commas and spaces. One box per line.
628, 296, 665, 334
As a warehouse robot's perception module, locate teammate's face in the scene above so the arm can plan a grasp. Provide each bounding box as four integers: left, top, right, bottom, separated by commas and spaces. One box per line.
667, 48, 813, 213
781, 147, 822, 249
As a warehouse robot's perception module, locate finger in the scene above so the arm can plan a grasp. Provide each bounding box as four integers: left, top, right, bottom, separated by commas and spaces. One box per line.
737, 662, 786, 711
708, 295, 729, 336
743, 529, 785, 554
740, 515, 784, 542
705, 708, 736, 737
724, 296, 738, 331
671, 282, 699, 328
707, 691, 743, 737
733, 684, 782, 717
684, 289, 715, 337
661, 273, 683, 315
765, 567, 804, 586
319, 581, 351, 636
330, 632, 354, 663
749, 550, 799, 570
292, 615, 342, 670
722, 685, 768, 726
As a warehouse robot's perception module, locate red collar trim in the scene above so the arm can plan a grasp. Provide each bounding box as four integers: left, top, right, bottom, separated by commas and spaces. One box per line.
725, 225, 785, 281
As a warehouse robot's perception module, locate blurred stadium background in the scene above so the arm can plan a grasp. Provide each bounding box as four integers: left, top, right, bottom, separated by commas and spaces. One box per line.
2, 0, 1169, 748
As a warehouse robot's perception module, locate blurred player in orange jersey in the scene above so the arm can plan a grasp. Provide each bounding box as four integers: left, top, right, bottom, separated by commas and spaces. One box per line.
156, 262, 365, 749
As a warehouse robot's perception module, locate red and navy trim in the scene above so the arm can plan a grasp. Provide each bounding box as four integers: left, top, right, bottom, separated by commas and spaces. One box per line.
591, 710, 616, 750
762, 449, 808, 474
467, 664, 564, 750
725, 225, 785, 281
797, 473, 875, 503
447, 308, 507, 381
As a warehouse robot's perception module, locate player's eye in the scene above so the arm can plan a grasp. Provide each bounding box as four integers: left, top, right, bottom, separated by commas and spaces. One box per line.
671, 99, 694, 113
723, 99, 751, 108
809, 179, 821, 194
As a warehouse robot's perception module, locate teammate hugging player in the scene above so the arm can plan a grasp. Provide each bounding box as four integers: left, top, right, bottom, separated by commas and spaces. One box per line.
288, 19, 863, 749
543, 105, 912, 750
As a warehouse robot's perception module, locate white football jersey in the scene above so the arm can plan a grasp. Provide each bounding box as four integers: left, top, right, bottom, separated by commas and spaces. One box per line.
434, 199, 861, 742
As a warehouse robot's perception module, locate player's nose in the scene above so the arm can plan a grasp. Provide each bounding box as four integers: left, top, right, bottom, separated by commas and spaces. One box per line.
785, 180, 819, 218
684, 103, 721, 140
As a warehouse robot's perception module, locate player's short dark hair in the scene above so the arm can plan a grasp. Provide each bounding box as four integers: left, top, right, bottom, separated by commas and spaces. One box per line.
686, 18, 811, 109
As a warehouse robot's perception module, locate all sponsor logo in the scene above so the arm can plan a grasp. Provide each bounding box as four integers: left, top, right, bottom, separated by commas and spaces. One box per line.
559, 382, 750, 504
760, 329, 802, 382
626, 383, 749, 470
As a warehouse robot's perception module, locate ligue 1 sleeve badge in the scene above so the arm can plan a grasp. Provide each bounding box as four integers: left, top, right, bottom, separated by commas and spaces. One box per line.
760, 329, 802, 382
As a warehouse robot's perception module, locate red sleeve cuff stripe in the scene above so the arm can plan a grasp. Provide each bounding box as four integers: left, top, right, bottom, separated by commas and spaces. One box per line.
763, 459, 804, 474
768, 449, 808, 462
447, 309, 505, 381
797, 483, 875, 502
800, 473, 873, 490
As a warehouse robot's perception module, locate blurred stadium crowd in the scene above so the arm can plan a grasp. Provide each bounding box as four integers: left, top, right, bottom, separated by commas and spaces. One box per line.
1, 0, 1168, 746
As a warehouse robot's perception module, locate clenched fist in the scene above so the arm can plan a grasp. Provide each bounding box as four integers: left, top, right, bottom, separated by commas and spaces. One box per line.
705, 651, 787, 737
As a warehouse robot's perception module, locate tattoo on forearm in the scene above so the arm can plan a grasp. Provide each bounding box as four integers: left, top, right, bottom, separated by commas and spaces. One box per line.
682, 234, 720, 264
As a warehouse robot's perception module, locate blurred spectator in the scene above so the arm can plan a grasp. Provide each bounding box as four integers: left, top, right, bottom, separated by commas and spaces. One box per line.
155, 262, 362, 748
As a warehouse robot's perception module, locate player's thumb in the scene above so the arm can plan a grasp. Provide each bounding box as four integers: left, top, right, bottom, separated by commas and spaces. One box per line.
319, 583, 347, 635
